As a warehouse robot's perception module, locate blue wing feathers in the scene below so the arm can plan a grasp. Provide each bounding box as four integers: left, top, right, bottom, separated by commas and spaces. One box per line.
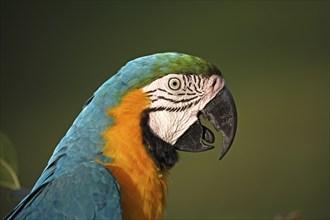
5, 80, 120, 219
6, 162, 122, 220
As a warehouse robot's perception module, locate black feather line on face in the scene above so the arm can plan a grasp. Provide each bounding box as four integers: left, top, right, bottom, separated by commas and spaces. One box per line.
141, 110, 179, 170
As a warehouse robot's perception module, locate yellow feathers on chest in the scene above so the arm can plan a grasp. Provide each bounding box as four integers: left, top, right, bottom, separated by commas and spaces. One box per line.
102, 89, 167, 220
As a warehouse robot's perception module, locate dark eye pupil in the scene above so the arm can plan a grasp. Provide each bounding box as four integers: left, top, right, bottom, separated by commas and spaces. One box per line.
168, 78, 180, 90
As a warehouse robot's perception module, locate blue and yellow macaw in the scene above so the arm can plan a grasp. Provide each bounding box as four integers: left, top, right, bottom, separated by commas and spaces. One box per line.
5, 52, 237, 220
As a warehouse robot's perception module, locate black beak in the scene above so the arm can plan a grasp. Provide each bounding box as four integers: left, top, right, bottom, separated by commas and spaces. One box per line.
175, 85, 237, 159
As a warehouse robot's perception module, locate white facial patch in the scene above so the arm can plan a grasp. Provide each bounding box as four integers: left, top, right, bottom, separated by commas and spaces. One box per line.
142, 74, 224, 145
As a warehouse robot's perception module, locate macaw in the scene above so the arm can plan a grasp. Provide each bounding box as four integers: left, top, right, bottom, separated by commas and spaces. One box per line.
5, 52, 237, 220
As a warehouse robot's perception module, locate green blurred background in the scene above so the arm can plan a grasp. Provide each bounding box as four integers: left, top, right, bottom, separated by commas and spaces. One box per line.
1, 1, 329, 219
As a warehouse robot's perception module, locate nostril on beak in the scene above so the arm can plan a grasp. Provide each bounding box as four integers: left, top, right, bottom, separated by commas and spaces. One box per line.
208, 75, 224, 92
211, 78, 217, 88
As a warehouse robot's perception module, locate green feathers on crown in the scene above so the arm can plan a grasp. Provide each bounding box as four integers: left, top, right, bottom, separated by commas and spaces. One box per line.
94, 52, 221, 108
118, 52, 221, 88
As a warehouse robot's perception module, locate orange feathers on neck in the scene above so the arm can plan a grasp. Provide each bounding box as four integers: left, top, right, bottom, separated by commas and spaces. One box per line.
102, 89, 167, 220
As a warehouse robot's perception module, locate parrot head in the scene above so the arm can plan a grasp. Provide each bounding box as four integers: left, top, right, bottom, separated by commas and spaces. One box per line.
93, 52, 237, 171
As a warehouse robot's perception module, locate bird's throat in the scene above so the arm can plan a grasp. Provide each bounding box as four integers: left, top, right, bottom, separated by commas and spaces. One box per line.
103, 89, 167, 220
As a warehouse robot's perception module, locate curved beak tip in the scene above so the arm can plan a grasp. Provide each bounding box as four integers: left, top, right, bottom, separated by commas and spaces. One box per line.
219, 135, 235, 160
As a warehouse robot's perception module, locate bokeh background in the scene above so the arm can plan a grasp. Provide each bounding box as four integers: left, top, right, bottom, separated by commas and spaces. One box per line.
1, 1, 329, 219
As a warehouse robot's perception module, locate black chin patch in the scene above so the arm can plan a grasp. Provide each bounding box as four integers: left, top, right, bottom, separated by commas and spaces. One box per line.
141, 110, 179, 170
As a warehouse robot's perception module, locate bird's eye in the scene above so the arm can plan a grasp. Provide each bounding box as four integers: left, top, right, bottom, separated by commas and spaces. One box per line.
168, 78, 181, 91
